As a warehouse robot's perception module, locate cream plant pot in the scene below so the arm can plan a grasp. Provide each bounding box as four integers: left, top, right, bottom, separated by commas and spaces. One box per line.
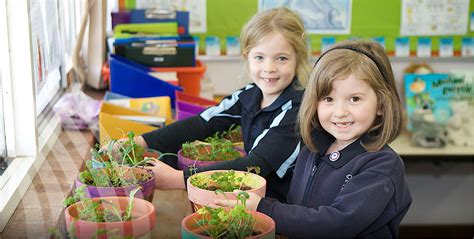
186, 170, 266, 211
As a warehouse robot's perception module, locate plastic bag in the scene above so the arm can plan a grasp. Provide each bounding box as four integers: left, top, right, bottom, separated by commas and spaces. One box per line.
53, 91, 102, 130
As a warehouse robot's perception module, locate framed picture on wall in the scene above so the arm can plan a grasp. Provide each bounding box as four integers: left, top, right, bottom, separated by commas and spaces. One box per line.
259, 0, 352, 34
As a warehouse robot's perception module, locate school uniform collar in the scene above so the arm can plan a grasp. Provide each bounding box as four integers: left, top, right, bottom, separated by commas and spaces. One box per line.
239, 77, 302, 113
312, 130, 368, 168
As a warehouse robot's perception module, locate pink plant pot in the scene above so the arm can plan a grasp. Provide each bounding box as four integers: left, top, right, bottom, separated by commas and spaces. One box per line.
65, 196, 156, 239
177, 147, 246, 171
75, 167, 156, 202
181, 210, 275, 239
186, 170, 266, 210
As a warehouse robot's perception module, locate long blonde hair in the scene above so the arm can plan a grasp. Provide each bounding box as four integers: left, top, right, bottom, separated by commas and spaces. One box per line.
239, 7, 310, 88
298, 40, 403, 152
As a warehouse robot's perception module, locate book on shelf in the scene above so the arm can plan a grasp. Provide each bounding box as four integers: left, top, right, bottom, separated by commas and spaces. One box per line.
439, 38, 453, 57
226, 36, 240, 56
395, 37, 410, 57
404, 72, 473, 131
416, 37, 431, 57
372, 37, 385, 49
321, 37, 336, 53
461, 37, 474, 57
205, 36, 221, 56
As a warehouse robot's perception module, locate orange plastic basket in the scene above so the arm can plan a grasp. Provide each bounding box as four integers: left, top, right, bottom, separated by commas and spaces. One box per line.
151, 60, 207, 96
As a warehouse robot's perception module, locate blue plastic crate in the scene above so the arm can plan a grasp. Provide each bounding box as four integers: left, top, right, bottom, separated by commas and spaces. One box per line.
109, 54, 182, 108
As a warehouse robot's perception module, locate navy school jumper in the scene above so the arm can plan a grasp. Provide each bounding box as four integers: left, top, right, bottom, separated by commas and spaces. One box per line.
257, 130, 412, 238
142, 80, 303, 201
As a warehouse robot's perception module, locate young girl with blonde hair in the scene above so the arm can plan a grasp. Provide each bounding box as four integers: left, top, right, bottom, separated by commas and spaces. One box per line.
133, 7, 310, 201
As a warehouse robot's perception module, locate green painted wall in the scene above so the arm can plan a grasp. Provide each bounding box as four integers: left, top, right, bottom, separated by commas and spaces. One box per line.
194, 0, 474, 53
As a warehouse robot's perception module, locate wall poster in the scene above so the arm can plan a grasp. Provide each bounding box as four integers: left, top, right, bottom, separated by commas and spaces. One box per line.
259, 0, 352, 34
401, 0, 470, 36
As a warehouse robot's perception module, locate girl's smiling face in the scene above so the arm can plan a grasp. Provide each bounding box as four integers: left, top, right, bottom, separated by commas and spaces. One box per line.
317, 74, 382, 149
248, 31, 297, 107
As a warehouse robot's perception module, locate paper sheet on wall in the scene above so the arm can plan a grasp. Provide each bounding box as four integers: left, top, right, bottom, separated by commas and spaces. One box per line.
29, 0, 63, 115
259, 0, 352, 34
401, 0, 469, 36
171, 0, 207, 33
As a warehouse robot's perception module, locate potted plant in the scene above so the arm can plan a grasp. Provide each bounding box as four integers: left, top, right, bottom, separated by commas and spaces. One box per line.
91, 131, 163, 169
76, 156, 156, 202
221, 124, 244, 150
187, 167, 266, 210
181, 191, 275, 239
78, 131, 177, 202
76, 159, 155, 202
178, 133, 245, 171
63, 186, 156, 239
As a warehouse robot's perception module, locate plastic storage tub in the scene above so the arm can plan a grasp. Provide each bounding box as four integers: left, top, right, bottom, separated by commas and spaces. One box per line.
151, 60, 206, 97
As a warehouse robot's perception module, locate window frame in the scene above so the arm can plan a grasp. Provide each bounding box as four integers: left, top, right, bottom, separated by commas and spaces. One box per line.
0, 0, 75, 232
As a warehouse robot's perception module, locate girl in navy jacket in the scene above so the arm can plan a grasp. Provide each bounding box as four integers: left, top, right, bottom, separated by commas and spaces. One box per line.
126, 8, 311, 201
217, 40, 412, 238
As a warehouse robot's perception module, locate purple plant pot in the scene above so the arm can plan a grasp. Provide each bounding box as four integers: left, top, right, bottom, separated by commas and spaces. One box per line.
75, 167, 155, 202
177, 147, 246, 171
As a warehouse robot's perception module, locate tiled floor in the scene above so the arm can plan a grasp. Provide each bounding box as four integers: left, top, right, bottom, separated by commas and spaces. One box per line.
1, 130, 95, 238
0, 127, 193, 238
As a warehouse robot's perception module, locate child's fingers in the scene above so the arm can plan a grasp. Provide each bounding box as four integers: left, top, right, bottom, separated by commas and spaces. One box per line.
233, 189, 243, 196
147, 160, 156, 167
145, 158, 160, 166
214, 199, 237, 208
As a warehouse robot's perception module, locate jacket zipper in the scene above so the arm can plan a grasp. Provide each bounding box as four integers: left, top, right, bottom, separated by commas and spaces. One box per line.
301, 157, 318, 206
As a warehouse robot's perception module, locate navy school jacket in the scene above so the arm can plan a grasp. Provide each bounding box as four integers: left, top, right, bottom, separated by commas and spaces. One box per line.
257, 130, 412, 238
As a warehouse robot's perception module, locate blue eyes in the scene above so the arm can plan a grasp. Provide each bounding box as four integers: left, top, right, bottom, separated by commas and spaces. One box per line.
253, 56, 288, 62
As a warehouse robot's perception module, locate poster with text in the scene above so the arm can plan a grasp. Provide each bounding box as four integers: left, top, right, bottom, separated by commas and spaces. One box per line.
401, 0, 469, 36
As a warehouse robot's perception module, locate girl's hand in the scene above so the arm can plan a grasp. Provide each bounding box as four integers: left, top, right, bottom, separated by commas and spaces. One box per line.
100, 136, 148, 155
132, 135, 148, 148
145, 159, 186, 190
214, 190, 262, 211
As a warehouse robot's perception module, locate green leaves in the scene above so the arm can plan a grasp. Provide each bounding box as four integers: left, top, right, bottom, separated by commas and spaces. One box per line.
83, 131, 154, 188
123, 187, 141, 221
190, 168, 260, 192
64, 186, 141, 223
181, 125, 243, 162
191, 188, 256, 238
191, 170, 247, 192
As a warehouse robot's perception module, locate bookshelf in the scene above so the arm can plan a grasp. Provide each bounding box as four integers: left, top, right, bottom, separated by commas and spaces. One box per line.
390, 132, 474, 157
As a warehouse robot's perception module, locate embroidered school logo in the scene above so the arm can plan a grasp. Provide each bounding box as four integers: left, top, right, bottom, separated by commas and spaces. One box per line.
329, 151, 340, 161
340, 174, 353, 191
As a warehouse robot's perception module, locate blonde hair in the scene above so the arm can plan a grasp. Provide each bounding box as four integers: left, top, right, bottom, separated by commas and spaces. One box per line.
298, 40, 403, 152
240, 7, 310, 88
